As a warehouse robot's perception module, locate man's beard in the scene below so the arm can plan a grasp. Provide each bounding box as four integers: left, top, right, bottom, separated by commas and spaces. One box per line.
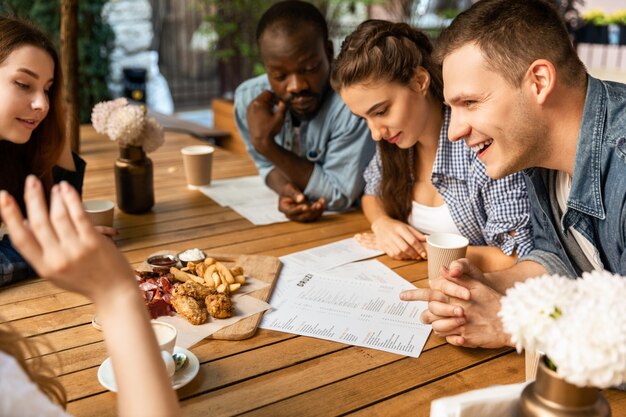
285, 85, 329, 121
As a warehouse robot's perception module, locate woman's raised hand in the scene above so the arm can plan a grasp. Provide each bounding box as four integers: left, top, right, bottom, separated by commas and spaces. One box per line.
0, 176, 135, 301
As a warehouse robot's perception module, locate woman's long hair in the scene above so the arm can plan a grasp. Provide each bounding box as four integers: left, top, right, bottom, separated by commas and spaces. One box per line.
0, 16, 65, 215
0, 323, 67, 407
332, 20, 444, 222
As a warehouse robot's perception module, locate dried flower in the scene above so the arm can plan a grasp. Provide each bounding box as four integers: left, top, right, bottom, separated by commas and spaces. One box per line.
499, 270, 626, 388
91, 99, 164, 153
91, 98, 128, 134
140, 117, 165, 154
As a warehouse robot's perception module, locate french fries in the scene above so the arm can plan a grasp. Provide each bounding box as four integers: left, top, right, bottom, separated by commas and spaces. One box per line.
171, 259, 246, 294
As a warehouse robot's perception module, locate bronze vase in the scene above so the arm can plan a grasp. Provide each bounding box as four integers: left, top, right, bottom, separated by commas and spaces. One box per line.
519, 357, 611, 417
114, 145, 154, 214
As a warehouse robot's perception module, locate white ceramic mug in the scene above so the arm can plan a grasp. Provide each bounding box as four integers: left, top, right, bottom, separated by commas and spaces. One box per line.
83, 199, 115, 228
151, 320, 177, 355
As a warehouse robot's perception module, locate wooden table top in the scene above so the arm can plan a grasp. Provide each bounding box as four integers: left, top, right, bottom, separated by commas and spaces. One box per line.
2, 126, 624, 416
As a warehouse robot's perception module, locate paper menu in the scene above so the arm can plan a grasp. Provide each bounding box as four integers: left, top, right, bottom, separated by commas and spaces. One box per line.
269, 259, 407, 308
261, 270, 431, 357
280, 238, 384, 271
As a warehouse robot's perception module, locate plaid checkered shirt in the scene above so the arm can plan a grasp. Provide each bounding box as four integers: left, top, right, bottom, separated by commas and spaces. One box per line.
363, 107, 533, 256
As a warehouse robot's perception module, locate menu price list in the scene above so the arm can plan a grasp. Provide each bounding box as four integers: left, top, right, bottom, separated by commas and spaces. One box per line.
261, 273, 431, 357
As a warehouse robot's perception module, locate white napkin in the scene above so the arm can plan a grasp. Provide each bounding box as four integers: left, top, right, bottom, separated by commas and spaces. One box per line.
430, 382, 529, 417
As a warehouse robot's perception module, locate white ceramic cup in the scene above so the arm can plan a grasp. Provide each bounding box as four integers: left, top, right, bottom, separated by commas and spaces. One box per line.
83, 199, 115, 228
426, 233, 469, 282
151, 320, 177, 355
181, 145, 214, 189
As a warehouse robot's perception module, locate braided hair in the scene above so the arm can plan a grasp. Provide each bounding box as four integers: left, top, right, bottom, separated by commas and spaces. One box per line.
331, 20, 444, 222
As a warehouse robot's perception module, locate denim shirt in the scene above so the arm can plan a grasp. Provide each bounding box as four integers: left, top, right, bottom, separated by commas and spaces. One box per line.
234, 74, 375, 211
520, 76, 626, 276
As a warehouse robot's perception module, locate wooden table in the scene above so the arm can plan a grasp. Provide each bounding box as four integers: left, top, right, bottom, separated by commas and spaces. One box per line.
2, 126, 624, 416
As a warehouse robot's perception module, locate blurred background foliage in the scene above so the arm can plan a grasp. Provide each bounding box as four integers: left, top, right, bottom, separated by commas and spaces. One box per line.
199, 0, 381, 96
0, 0, 114, 123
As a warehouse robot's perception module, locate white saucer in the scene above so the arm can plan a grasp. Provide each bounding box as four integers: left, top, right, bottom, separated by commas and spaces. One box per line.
97, 346, 199, 392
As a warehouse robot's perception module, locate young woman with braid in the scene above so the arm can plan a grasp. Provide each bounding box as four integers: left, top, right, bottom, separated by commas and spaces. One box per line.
331, 20, 533, 271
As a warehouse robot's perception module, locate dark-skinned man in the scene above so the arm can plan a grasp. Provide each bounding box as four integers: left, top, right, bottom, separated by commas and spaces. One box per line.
234, 0, 375, 222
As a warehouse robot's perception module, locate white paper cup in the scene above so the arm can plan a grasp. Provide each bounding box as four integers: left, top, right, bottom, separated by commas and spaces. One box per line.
151, 320, 177, 355
426, 233, 469, 282
83, 200, 115, 228
181, 145, 214, 189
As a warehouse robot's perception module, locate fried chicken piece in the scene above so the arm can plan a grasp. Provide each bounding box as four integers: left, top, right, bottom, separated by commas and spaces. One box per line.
171, 295, 208, 325
206, 292, 234, 319
172, 280, 212, 300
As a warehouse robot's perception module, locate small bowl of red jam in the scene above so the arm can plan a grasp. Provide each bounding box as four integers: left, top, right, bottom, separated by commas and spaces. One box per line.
147, 254, 179, 273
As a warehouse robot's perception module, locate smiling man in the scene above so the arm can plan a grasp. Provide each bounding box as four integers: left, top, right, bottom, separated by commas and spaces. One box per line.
234, 0, 374, 222
400, 0, 626, 348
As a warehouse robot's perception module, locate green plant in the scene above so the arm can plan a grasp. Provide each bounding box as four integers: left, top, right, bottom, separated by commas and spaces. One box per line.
1, 0, 114, 123
199, 0, 379, 95
583, 9, 610, 26
437, 8, 459, 20
609, 10, 626, 25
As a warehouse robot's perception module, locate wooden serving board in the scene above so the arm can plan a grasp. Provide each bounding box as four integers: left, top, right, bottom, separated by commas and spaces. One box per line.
205, 253, 281, 340
140, 251, 281, 340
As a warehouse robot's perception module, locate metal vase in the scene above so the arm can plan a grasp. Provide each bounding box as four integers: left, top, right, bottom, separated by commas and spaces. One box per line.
519, 357, 611, 417
114, 145, 154, 214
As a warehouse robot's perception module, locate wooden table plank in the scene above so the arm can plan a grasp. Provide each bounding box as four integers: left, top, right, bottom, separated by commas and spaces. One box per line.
3, 125, 622, 417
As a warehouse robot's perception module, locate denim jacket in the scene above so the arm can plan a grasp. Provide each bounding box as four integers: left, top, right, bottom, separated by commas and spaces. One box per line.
234, 74, 375, 211
520, 76, 626, 276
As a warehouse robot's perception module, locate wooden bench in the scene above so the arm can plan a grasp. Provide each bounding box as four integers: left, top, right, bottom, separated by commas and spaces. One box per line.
147, 109, 230, 142
211, 98, 250, 158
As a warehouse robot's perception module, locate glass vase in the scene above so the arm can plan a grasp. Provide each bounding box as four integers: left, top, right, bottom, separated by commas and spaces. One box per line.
519, 357, 611, 417
114, 145, 154, 214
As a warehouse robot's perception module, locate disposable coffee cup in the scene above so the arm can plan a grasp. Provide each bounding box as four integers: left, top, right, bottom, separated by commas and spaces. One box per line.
83, 199, 115, 228
151, 320, 177, 355
426, 233, 469, 282
181, 145, 214, 189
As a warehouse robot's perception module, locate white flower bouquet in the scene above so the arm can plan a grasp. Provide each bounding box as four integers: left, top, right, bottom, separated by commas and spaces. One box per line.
499, 270, 626, 388
91, 98, 164, 153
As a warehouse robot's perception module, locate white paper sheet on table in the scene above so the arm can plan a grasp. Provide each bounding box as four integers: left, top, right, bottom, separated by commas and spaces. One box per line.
270, 259, 406, 305
198, 176, 274, 207
229, 198, 290, 225
197, 176, 290, 225
197, 175, 341, 225
261, 267, 431, 358
280, 237, 384, 271
158, 293, 271, 349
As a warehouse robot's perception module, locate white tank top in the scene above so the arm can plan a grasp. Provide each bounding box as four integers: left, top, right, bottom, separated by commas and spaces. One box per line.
555, 170, 603, 270
407, 201, 461, 236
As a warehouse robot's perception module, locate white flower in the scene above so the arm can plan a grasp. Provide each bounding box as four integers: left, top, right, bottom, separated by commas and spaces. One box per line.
138, 117, 165, 154
91, 98, 128, 134
105, 105, 145, 145
90, 99, 165, 153
499, 274, 575, 353
499, 270, 626, 388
